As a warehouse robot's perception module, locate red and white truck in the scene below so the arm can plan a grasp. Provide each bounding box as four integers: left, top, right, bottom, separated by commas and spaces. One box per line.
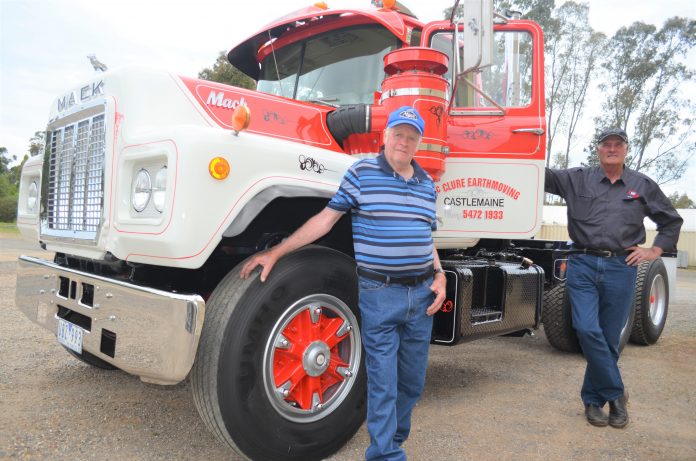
14, 1, 675, 459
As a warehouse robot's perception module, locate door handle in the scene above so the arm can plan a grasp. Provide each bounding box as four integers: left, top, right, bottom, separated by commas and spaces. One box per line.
512, 128, 544, 135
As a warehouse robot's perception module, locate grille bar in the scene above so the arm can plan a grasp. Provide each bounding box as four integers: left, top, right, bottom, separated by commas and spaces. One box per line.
43, 112, 105, 241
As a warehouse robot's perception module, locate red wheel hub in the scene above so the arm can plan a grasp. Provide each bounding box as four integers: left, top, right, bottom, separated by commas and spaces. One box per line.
273, 307, 350, 410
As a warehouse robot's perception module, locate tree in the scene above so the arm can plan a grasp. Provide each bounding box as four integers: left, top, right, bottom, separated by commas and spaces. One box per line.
198, 51, 256, 90
0, 147, 19, 222
0, 147, 15, 175
443, 0, 555, 30
589, 17, 695, 184
29, 131, 45, 157
544, 2, 605, 168
668, 191, 695, 209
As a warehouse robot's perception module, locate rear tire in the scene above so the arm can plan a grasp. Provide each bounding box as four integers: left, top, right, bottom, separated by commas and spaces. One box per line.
630, 259, 669, 345
191, 246, 366, 461
542, 282, 633, 353
542, 283, 580, 353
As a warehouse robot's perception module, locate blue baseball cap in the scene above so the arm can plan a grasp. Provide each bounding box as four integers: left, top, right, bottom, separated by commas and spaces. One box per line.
387, 106, 424, 135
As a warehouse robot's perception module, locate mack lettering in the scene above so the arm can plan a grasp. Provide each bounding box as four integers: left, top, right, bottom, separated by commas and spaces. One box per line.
206, 91, 246, 110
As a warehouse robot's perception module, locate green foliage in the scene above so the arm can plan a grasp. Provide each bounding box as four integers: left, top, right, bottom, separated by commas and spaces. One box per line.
198, 51, 256, 90
0, 194, 18, 222
668, 191, 695, 209
0, 146, 25, 222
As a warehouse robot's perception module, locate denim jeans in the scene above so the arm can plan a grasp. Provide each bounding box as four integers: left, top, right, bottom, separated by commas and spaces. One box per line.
566, 254, 637, 406
358, 275, 434, 461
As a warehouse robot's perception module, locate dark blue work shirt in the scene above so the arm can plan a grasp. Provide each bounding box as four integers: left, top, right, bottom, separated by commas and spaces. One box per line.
545, 166, 682, 252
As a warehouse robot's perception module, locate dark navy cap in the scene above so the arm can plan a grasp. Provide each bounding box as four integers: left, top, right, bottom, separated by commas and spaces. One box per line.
597, 127, 628, 144
386, 106, 424, 135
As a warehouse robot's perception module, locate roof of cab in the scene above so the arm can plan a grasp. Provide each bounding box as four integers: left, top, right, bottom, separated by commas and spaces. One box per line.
227, 4, 423, 80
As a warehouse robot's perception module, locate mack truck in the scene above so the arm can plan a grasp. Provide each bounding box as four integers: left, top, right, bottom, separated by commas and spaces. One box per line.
14, 1, 676, 460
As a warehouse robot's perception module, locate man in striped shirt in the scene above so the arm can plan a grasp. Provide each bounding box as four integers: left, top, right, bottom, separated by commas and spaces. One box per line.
241, 106, 446, 460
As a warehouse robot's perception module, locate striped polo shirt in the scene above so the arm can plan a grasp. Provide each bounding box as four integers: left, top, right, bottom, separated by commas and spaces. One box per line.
327, 153, 437, 276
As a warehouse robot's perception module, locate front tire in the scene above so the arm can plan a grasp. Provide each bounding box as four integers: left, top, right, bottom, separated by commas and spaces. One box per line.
191, 246, 366, 461
630, 259, 669, 345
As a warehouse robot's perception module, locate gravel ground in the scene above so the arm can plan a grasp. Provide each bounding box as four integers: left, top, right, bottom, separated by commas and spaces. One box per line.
1, 234, 695, 461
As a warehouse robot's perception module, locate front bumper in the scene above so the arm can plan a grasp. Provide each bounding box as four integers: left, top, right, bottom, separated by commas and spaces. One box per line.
15, 255, 205, 384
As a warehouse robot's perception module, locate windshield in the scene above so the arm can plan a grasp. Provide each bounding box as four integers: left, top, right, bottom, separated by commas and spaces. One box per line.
257, 25, 399, 106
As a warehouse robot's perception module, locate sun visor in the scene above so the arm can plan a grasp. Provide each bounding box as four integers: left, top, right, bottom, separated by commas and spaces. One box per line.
227, 7, 415, 80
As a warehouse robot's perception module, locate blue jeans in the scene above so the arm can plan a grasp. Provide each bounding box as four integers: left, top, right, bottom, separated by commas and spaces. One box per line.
566, 254, 637, 406
358, 275, 434, 461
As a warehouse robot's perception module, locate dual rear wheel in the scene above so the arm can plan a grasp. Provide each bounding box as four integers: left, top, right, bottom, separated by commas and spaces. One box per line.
542, 258, 669, 353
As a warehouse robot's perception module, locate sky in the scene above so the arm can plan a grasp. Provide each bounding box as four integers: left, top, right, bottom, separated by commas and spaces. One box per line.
1, 0, 694, 196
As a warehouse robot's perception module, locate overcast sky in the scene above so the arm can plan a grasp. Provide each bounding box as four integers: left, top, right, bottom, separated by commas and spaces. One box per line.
1, 0, 694, 196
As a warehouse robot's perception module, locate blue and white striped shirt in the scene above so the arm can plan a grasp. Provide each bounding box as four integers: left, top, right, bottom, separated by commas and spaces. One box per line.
327, 154, 437, 276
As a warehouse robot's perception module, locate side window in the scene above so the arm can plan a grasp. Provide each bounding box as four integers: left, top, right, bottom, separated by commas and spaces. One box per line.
431, 30, 533, 109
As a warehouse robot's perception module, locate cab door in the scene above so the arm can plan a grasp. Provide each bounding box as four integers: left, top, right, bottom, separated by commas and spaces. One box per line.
422, 21, 546, 245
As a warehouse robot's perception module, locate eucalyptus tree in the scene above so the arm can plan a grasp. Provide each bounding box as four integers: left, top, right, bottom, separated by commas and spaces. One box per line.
544, 2, 604, 168
589, 17, 695, 183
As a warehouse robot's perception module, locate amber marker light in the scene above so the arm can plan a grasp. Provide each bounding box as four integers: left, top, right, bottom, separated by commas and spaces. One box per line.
382, 0, 396, 9
209, 157, 231, 180
314, 1, 328, 9
231, 104, 251, 135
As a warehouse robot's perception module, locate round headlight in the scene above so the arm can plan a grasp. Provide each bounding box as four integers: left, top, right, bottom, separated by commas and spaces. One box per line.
131, 169, 152, 212
153, 166, 167, 213
27, 180, 39, 212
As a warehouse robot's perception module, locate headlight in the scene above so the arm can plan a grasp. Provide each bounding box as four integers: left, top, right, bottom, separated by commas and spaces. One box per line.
131, 169, 152, 212
153, 166, 167, 213
27, 180, 38, 212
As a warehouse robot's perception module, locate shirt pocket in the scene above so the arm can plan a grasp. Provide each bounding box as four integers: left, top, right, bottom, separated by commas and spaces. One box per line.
571, 194, 595, 221
621, 197, 646, 226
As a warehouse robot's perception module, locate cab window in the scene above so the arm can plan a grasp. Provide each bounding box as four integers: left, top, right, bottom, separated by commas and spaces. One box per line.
431, 30, 533, 108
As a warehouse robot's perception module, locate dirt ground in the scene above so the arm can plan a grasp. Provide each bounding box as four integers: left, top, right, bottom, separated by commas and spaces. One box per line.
1, 233, 695, 461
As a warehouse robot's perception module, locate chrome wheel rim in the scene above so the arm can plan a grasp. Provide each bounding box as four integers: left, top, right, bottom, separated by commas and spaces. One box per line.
648, 274, 667, 327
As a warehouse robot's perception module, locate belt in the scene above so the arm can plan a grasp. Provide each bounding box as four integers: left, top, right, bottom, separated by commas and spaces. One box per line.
357, 267, 433, 286
565, 247, 630, 257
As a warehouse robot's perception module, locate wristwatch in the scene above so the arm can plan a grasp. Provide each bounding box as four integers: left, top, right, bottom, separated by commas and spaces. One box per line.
434, 267, 445, 276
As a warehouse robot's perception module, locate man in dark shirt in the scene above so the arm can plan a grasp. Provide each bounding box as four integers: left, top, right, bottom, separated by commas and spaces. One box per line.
545, 127, 683, 429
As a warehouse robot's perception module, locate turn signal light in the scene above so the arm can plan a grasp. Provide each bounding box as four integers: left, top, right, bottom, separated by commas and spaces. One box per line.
382, 0, 396, 8
209, 157, 230, 180
231, 104, 251, 134
314, 1, 328, 9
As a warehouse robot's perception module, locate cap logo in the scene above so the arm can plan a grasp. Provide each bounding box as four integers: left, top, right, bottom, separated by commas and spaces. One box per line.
399, 109, 417, 120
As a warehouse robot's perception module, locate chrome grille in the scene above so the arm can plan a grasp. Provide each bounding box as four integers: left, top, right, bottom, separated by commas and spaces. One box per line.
43, 112, 105, 241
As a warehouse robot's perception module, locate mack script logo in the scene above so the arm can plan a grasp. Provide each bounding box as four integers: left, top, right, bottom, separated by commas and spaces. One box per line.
206, 91, 246, 110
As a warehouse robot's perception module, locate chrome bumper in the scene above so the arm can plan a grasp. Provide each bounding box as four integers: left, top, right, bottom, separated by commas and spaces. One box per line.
15, 255, 205, 385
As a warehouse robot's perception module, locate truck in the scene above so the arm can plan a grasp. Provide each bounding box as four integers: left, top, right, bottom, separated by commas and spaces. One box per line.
14, 1, 675, 460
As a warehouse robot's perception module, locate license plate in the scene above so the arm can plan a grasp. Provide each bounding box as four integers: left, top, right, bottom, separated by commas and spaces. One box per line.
57, 318, 83, 354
